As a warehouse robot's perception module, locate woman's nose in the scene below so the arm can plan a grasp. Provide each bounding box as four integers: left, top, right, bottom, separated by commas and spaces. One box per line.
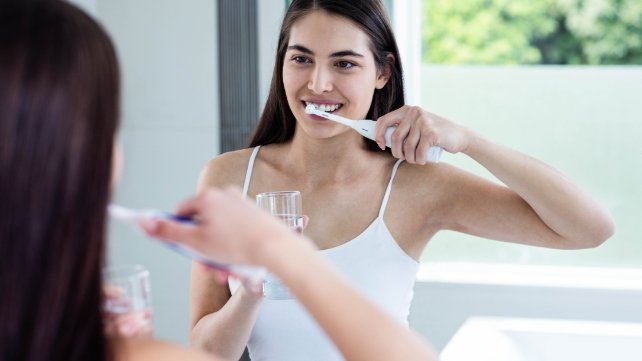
308, 66, 333, 94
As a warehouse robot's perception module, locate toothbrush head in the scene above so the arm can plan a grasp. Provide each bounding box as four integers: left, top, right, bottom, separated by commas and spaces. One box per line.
108, 204, 195, 228
303, 103, 356, 128
108, 204, 139, 222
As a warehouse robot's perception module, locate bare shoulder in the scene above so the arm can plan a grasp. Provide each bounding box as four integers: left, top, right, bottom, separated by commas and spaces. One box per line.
114, 338, 216, 361
198, 148, 257, 191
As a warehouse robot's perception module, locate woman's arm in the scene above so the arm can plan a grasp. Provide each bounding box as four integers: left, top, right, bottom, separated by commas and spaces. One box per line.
115, 337, 218, 361
460, 133, 614, 248
377, 105, 614, 249
188, 153, 263, 360
189, 263, 261, 360
144, 187, 439, 361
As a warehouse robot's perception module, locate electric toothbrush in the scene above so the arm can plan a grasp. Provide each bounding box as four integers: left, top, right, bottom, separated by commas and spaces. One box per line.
108, 204, 266, 281
305, 104, 443, 163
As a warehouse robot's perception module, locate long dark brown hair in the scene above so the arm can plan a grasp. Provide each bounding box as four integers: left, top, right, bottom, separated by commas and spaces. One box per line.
249, 0, 405, 151
0, 1, 120, 361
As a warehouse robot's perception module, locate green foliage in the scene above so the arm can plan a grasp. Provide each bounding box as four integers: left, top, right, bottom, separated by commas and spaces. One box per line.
558, 0, 642, 64
423, 0, 642, 64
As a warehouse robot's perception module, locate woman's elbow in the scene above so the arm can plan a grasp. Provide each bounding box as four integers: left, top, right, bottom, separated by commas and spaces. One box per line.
577, 214, 616, 249
593, 216, 616, 247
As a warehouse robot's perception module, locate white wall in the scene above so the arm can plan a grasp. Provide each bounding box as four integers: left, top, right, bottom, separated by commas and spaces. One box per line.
257, 0, 286, 109
392, 0, 422, 105
95, 0, 219, 344
68, 0, 96, 16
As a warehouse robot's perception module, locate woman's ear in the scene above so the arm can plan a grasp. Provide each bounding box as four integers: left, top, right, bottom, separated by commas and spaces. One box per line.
375, 53, 395, 89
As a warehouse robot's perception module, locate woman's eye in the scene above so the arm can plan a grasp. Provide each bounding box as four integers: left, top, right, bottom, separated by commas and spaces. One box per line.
292, 56, 311, 64
336, 61, 355, 69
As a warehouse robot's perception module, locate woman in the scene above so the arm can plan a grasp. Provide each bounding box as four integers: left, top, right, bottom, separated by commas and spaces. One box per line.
0, 2, 208, 360
0, 2, 437, 361
190, 0, 615, 360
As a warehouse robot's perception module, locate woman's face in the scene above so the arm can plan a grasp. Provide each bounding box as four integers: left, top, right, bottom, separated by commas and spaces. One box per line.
283, 10, 390, 140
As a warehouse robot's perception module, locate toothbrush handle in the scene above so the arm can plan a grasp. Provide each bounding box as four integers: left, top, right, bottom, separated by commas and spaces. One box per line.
154, 212, 266, 281
160, 239, 266, 280
383, 127, 443, 163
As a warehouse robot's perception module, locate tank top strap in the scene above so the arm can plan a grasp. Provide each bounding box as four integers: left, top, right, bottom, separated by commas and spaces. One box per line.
242, 146, 261, 198
378, 159, 404, 218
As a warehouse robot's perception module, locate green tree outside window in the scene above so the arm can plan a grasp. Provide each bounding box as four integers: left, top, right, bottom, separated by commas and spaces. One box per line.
423, 0, 642, 65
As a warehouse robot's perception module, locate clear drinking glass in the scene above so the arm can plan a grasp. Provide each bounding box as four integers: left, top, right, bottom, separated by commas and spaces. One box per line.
256, 191, 304, 300
102, 264, 153, 337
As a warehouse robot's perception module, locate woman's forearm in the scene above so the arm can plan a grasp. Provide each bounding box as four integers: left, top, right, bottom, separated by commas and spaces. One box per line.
465, 133, 615, 247
190, 287, 261, 360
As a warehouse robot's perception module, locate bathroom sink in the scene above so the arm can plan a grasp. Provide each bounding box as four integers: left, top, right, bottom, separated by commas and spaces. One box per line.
440, 317, 642, 361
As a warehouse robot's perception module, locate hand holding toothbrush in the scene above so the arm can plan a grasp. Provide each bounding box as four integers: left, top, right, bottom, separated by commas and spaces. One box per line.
108, 204, 266, 286
142, 187, 317, 278
304, 104, 444, 163
375, 105, 472, 164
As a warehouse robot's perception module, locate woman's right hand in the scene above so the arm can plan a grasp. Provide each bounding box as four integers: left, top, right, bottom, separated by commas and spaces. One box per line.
375, 105, 474, 164
143, 186, 298, 268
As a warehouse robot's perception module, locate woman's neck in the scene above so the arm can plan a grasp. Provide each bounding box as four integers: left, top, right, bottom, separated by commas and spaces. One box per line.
277, 130, 381, 184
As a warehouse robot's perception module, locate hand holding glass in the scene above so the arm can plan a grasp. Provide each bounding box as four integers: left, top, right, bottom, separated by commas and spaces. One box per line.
256, 191, 303, 299
102, 264, 153, 337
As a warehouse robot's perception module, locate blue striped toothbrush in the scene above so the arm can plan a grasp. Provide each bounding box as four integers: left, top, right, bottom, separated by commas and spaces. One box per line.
108, 204, 266, 281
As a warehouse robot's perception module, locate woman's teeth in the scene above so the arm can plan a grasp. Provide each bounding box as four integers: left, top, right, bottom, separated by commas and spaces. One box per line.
305, 102, 342, 113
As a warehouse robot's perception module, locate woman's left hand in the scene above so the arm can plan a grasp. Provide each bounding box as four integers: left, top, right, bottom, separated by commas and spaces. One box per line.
374, 105, 471, 164
102, 284, 153, 338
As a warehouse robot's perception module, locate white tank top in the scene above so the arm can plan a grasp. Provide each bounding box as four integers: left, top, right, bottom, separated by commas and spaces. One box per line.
241, 146, 419, 361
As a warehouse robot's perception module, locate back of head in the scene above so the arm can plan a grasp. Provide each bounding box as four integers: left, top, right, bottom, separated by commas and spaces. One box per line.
0, 1, 120, 360
250, 0, 404, 150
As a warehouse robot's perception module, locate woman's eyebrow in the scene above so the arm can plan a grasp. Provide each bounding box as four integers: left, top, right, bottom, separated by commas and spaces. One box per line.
287, 44, 314, 54
287, 44, 364, 58
330, 50, 364, 58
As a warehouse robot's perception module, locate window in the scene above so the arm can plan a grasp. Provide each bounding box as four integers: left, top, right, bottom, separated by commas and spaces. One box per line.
394, 0, 642, 268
